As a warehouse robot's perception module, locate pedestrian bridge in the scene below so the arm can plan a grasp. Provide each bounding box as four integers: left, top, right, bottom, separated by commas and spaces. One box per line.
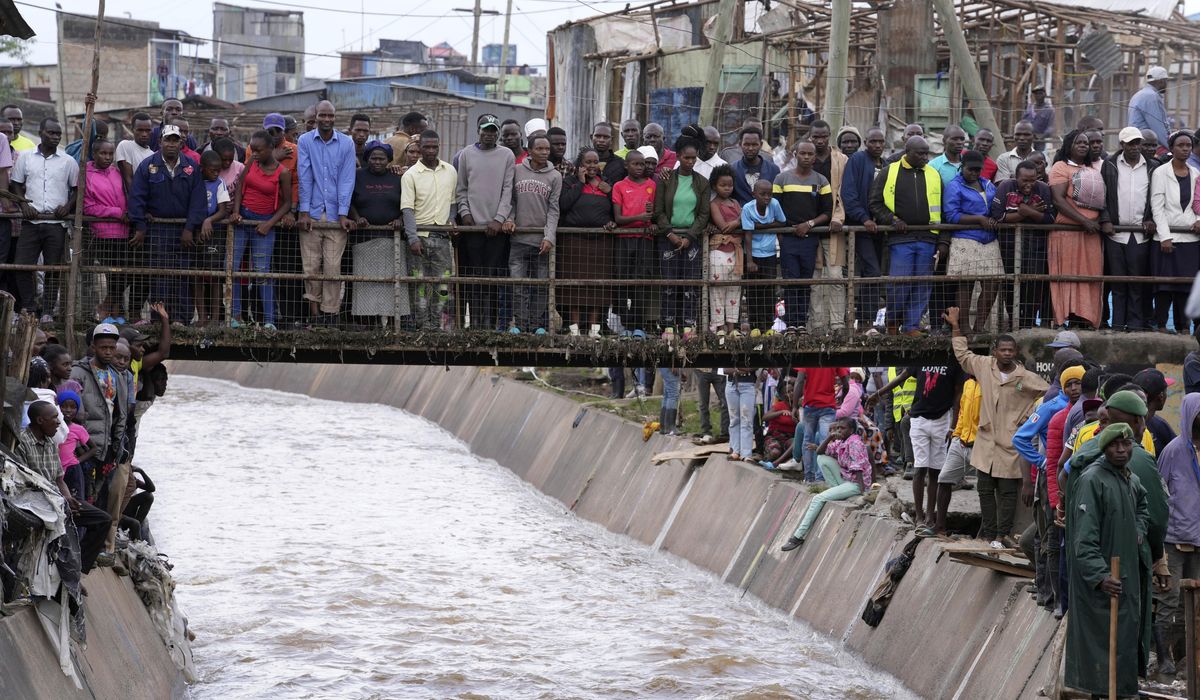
6, 215, 1188, 367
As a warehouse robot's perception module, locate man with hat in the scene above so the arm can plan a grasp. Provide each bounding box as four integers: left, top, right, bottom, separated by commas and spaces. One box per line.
1130, 67, 1172, 149
127, 123, 207, 322
1022, 85, 1055, 150
1100, 126, 1157, 332
297, 100, 357, 325
455, 114, 515, 330
1066, 389, 1168, 686
68, 323, 130, 567
1064, 421, 1150, 699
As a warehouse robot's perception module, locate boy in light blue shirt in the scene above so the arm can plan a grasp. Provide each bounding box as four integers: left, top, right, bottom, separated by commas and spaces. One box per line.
740, 178, 786, 332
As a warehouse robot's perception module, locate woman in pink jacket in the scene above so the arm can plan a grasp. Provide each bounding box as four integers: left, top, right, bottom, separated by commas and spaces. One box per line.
83, 139, 129, 323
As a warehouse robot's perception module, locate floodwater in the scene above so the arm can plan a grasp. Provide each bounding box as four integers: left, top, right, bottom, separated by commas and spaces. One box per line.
140, 376, 914, 700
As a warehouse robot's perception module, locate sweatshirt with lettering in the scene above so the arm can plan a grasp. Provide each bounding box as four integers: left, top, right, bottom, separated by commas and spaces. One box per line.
508, 159, 563, 246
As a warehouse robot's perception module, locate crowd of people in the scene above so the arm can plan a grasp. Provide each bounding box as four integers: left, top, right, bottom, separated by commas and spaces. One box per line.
3, 316, 169, 607
0, 67, 1193, 337
646, 310, 1198, 695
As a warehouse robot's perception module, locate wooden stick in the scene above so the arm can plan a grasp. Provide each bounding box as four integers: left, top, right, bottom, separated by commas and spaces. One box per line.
1110, 555, 1120, 700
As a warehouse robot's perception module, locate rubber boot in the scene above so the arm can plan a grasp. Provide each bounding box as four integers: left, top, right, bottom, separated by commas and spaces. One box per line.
1154, 624, 1176, 677
661, 408, 678, 436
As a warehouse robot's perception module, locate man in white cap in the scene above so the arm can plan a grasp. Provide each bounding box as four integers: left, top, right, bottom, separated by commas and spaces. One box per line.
1129, 66, 1171, 148
1100, 126, 1157, 331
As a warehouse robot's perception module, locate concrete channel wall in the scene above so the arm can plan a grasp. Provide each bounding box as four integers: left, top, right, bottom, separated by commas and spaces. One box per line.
0, 568, 187, 699
175, 361, 1062, 700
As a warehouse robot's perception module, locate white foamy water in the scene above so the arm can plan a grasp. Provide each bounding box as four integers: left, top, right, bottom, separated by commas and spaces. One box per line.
139, 375, 914, 700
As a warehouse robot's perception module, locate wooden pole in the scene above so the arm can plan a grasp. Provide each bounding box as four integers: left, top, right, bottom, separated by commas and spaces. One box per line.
824, 0, 850, 128
496, 0, 514, 102
929, 0, 1005, 159
65, 0, 105, 356
698, 0, 737, 127
1109, 556, 1120, 700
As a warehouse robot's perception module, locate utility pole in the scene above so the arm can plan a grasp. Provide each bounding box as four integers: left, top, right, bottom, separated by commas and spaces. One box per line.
929, 0, 1004, 158
699, 0, 737, 127
453, 1, 499, 70
824, 0, 850, 128
497, 0, 513, 101
54, 3, 67, 128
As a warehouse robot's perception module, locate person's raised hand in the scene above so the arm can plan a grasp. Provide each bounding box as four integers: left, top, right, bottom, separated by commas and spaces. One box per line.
942, 306, 961, 329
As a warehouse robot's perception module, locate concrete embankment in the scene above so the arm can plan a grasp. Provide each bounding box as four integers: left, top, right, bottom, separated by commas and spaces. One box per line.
175, 360, 1061, 700
0, 569, 187, 699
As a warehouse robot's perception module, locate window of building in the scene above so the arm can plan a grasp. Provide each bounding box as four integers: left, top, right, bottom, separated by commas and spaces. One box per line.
277, 56, 296, 74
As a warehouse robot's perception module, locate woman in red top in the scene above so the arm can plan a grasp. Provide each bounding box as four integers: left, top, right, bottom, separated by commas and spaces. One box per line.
230, 130, 292, 330
762, 378, 797, 464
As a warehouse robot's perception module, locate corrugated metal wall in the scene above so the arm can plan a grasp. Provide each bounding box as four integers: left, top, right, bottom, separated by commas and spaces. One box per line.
551, 23, 602, 156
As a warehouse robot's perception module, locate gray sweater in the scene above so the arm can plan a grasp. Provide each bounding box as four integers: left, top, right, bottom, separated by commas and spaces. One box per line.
508, 160, 562, 246
455, 144, 515, 224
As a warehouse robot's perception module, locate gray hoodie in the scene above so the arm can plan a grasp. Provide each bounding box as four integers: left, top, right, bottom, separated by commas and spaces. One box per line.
455, 144, 514, 224
508, 159, 562, 246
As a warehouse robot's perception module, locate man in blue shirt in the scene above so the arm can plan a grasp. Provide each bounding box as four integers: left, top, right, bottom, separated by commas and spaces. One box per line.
297, 100, 356, 325
1129, 66, 1171, 149
127, 125, 206, 322
731, 126, 780, 206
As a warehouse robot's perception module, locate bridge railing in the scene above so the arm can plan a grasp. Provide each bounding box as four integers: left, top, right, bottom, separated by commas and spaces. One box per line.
0, 213, 1189, 345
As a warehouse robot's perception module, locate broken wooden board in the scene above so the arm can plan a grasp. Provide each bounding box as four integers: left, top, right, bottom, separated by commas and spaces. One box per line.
650, 444, 730, 464
939, 542, 1024, 556
947, 550, 1034, 577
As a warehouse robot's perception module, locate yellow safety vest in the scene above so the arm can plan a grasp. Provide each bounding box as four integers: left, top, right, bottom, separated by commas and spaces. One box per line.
889, 367, 916, 422
882, 158, 942, 226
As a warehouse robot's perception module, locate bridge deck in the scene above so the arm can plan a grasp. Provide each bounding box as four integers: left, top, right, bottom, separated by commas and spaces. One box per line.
161, 326, 982, 367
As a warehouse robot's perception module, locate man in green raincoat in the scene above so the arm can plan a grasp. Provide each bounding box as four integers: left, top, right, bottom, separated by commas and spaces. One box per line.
1066, 390, 1168, 677
1065, 422, 1149, 698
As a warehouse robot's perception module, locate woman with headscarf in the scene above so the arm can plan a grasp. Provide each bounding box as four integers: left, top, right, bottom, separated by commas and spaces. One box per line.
1048, 129, 1110, 329
348, 139, 408, 326
1152, 130, 1200, 333
558, 147, 614, 337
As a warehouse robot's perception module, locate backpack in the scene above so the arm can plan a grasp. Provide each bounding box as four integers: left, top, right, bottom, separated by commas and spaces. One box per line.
1070, 166, 1106, 211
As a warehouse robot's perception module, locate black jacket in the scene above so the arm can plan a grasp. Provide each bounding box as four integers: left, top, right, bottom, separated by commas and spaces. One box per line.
1101, 152, 1156, 226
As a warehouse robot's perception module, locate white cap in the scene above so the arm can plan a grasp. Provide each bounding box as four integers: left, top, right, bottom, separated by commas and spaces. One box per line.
1118, 126, 1143, 143
160, 124, 182, 139
1147, 66, 1169, 81
523, 118, 547, 137
636, 145, 659, 161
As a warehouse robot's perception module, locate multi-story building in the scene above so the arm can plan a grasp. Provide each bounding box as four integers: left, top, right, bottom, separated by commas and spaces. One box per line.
212, 2, 305, 103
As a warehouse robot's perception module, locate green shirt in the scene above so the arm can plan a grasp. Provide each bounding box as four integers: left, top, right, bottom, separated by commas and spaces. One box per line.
670, 174, 696, 228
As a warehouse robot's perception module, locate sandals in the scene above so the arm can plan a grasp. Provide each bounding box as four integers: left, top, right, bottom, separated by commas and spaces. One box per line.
915, 526, 936, 538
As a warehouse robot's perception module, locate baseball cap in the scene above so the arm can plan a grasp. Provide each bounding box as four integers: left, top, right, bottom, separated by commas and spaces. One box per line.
477, 113, 500, 130
1046, 330, 1081, 349
1082, 397, 1104, 415
1118, 126, 1143, 143
263, 113, 286, 130
283, 115, 298, 130
1147, 66, 1169, 81
1132, 368, 1175, 397
120, 326, 148, 343
160, 124, 182, 140
92, 322, 120, 339
1032, 84, 1045, 92
636, 145, 659, 161
524, 118, 548, 137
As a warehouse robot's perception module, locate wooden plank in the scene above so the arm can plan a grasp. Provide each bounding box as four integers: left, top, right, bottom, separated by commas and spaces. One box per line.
651, 444, 730, 464
948, 551, 1034, 577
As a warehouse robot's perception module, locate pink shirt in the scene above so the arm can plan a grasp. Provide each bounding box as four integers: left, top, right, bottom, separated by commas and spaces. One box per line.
59, 423, 90, 470
220, 160, 245, 196
0, 133, 12, 169
835, 379, 864, 419
83, 161, 128, 239
827, 434, 873, 489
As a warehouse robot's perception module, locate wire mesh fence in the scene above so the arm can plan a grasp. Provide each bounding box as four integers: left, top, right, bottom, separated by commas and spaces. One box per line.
0, 214, 1190, 341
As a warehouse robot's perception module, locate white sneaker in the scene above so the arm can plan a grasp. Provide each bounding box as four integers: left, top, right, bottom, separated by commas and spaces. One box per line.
568, 323, 580, 336
635, 384, 647, 398
588, 323, 602, 338
776, 458, 801, 471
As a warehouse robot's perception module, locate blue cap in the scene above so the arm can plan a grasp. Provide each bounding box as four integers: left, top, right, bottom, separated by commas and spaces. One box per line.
263, 113, 286, 130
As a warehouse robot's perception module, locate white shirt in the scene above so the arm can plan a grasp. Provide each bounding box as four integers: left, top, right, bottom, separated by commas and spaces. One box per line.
11, 148, 79, 227
1113, 154, 1150, 241
677, 152, 727, 180
115, 139, 154, 169
994, 148, 1040, 182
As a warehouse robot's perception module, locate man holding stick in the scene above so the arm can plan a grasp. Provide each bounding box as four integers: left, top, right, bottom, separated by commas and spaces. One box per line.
1064, 422, 1149, 699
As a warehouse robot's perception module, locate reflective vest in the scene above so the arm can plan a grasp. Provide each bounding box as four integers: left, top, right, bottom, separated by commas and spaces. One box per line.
890, 367, 916, 422
882, 159, 942, 225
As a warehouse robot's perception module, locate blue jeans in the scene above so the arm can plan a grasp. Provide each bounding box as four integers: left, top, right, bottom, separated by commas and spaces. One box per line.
231, 208, 277, 324
725, 377, 756, 456
658, 368, 681, 410
779, 236, 818, 327
148, 223, 192, 321
792, 406, 835, 481
888, 240, 935, 331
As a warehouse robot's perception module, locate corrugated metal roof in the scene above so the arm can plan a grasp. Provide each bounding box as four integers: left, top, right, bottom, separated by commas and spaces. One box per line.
1077, 25, 1123, 80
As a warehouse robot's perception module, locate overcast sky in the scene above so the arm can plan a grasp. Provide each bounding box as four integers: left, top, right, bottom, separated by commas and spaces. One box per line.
7, 0, 628, 81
